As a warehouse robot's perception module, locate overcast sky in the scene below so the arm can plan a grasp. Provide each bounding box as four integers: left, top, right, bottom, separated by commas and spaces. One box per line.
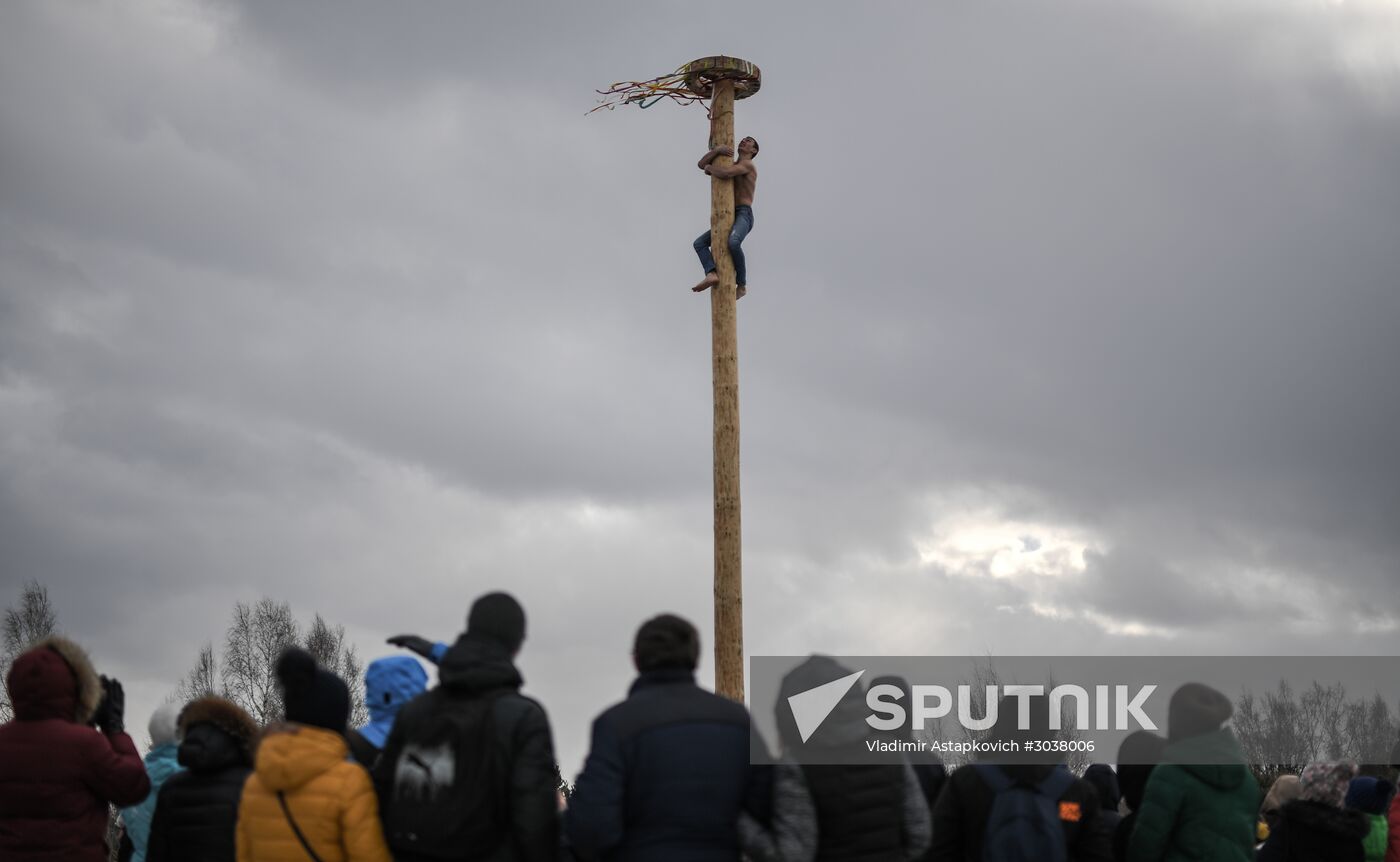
2, 0, 1398, 772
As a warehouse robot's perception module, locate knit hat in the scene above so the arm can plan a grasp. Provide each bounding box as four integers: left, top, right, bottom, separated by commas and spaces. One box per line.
276, 647, 350, 733
1344, 775, 1394, 815
1300, 762, 1359, 808
466, 592, 526, 653
1167, 682, 1233, 743
148, 701, 182, 747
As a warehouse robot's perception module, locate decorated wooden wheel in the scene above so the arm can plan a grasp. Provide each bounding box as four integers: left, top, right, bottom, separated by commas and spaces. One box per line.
680, 56, 762, 100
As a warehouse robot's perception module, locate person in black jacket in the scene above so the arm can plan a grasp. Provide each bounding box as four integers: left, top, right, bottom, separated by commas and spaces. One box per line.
565, 614, 763, 861
146, 696, 258, 862
740, 656, 932, 862
1083, 764, 1123, 838
1257, 762, 1369, 862
927, 693, 1112, 862
872, 676, 948, 818
375, 591, 558, 862
1111, 730, 1165, 862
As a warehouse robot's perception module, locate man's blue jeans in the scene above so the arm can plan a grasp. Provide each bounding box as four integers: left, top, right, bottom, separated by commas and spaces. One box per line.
693, 205, 754, 287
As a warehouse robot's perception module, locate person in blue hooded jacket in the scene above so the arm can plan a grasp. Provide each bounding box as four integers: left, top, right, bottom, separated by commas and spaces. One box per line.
345, 635, 448, 768
121, 702, 185, 862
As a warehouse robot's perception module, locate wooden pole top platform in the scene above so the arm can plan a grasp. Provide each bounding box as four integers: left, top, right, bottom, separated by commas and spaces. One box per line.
681, 56, 762, 101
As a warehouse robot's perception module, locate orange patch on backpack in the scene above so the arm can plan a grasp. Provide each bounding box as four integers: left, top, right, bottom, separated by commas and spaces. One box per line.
1059, 801, 1082, 822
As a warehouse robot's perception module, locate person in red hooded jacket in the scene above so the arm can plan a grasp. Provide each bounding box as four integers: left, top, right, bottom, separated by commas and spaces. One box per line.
0, 635, 150, 862
1386, 739, 1400, 862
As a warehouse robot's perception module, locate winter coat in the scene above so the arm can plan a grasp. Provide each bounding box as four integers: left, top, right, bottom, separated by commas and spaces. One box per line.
565, 669, 763, 861
912, 762, 948, 811
1255, 799, 1370, 862
739, 759, 932, 862
1345, 777, 1393, 862
121, 742, 182, 862
0, 636, 151, 862
1084, 763, 1123, 838
927, 763, 1113, 862
744, 657, 932, 862
1363, 812, 1388, 862
236, 723, 391, 862
375, 633, 558, 862
1125, 729, 1259, 862
1113, 758, 1159, 862
348, 655, 429, 768
147, 697, 259, 862
808, 762, 932, 862
1387, 793, 1400, 862
1114, 811, 1140, 862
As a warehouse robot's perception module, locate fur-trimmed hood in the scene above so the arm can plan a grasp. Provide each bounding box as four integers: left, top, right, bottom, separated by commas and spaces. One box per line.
5, 635, 103, 723
178, 695, 260, 765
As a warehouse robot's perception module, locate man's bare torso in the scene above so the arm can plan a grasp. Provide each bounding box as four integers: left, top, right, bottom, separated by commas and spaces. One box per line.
734, 162, 757, 208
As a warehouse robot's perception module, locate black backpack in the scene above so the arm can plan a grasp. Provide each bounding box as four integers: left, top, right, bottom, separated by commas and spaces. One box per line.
382, 689, 508, 860
974, 763, 1076, 862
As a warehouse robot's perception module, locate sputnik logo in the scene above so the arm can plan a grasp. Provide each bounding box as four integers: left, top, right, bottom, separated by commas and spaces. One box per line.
787, 669, 865, 743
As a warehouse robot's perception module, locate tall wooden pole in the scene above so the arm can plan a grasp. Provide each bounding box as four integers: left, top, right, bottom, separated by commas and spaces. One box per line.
708, 79, 744, 701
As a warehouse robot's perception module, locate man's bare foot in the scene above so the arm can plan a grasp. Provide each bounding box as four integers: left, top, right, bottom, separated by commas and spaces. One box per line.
692, 273, 719, 292
736, 285, 747, 299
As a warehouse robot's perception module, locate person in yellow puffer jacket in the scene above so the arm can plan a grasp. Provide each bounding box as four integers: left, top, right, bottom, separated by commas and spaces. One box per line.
237, 648, 391, 862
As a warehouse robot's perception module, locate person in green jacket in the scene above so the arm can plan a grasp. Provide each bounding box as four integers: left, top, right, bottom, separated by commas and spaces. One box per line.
1345, 776, 1393, 862
1127, 682, 1260, 862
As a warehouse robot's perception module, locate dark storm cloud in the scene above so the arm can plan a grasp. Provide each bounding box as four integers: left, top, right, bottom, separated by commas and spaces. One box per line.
2, 0, 1398, 771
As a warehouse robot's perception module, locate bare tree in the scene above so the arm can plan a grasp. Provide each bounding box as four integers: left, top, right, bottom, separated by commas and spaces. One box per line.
1340, 692, 1397, 766
304, 614, 368, 727
1, 581, 60, 722
1045, 672, 1092, 775
221, 599, 299, 726
1236, 679, 1399, 788
1235, 682, 1310, 788
183, 600, 369, 728
176, 642, 221, 704
1300, 681, 1348, 762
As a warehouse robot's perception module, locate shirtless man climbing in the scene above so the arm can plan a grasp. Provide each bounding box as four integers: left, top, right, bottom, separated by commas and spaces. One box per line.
692, 135, 758, 299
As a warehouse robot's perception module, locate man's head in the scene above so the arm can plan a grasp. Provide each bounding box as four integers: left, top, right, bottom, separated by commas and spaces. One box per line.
738, 136, 759, 159
466, 591, 527, 655
632, 614, 700, 673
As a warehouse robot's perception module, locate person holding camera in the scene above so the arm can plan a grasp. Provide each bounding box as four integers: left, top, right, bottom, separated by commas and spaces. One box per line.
0, 635, 151, 862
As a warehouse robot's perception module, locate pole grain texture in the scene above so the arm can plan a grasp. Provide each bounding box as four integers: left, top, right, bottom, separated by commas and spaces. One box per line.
707, 79, 744, 702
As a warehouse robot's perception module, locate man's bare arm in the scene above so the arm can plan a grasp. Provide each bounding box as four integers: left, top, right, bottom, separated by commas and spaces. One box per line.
697, 145, 730, 170
706, 161, 752, 180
